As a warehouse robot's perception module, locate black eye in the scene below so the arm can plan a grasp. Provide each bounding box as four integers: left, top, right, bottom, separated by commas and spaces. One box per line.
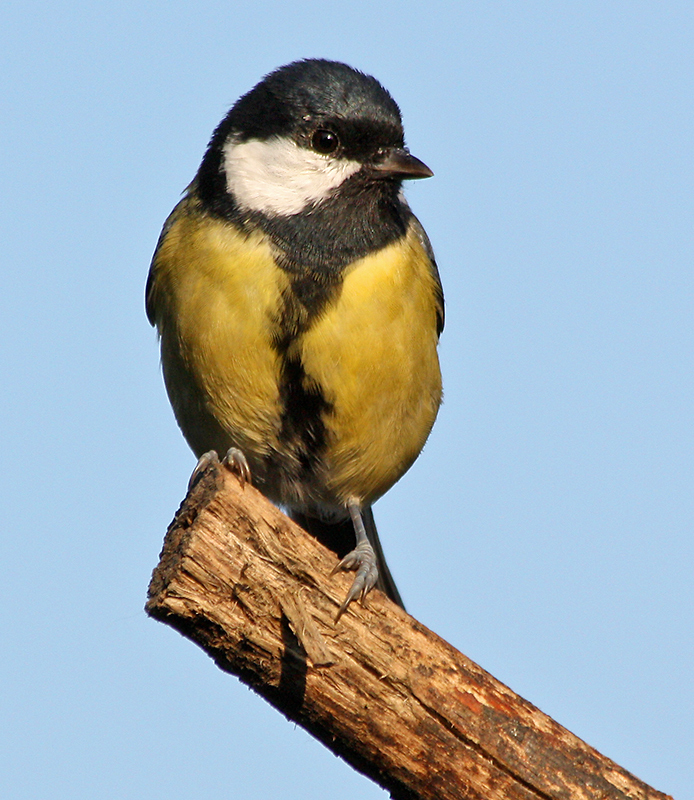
311, 129, 339, 155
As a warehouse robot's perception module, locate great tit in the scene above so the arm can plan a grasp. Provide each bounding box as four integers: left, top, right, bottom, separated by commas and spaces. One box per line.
146, 59, 444, 618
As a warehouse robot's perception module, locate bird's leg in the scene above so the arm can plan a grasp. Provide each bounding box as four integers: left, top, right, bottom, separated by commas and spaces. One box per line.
187, 447, 251, 492
331, 500, 379, 621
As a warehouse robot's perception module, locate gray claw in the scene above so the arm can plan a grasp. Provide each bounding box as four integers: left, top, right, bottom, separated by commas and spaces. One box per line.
222, 446, 252, 487
188, 450, 220, 491
332, 539, 379, 622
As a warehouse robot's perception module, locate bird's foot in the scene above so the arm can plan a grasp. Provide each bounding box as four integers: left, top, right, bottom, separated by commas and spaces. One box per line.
188, 447, 252, 492
331, 538, 379, 622
188, 450, 220, 491
222, 446, 252, 487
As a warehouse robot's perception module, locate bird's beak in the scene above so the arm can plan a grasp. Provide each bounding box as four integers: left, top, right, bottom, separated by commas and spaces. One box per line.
370, 147, 434, 180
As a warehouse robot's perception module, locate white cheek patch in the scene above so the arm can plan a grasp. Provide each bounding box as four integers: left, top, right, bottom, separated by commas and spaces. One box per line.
223, 136, 362, 216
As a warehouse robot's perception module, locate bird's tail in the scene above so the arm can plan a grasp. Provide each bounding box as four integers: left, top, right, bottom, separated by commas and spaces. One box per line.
290, 506, 404, 610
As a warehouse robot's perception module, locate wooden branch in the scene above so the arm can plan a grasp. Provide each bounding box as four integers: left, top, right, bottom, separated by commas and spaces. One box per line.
146, 461, 672, 800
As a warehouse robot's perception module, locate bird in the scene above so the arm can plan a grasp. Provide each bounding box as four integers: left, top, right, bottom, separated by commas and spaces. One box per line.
146, 59, 444, 619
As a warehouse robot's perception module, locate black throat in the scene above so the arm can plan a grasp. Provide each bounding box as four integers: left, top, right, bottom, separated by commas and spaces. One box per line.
197, 167, 412, 278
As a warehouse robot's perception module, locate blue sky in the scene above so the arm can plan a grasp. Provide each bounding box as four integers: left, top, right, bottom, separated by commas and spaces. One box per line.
2, 2, 691, 798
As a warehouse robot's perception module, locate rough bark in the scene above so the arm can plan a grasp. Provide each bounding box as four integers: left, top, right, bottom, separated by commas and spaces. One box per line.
146, 460, 672, 800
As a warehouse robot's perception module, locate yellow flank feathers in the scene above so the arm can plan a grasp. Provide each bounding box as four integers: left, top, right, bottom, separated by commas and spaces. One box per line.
300, 224, 442, 505
147, 196, 290, 466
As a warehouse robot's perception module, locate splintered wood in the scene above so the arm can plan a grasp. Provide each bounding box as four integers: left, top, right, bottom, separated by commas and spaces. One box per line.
146, 461, 671, 800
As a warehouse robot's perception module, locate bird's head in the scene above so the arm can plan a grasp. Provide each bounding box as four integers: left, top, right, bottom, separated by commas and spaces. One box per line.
196, 59, 432, 219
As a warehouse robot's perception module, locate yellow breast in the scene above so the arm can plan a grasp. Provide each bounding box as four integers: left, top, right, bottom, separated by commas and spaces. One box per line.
148, 200, 442, 509
299, 225, 442, 505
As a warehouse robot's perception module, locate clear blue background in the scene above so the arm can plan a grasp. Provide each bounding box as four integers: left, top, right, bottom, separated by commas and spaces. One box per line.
2, 2, 691, 798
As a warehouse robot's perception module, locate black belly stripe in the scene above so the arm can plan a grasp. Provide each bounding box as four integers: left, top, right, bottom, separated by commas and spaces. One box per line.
277, 350, 332, 476
271, 279, 337, 481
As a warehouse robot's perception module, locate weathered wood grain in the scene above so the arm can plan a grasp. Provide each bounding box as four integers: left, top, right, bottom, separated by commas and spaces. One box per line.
146, 461, 672, 800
